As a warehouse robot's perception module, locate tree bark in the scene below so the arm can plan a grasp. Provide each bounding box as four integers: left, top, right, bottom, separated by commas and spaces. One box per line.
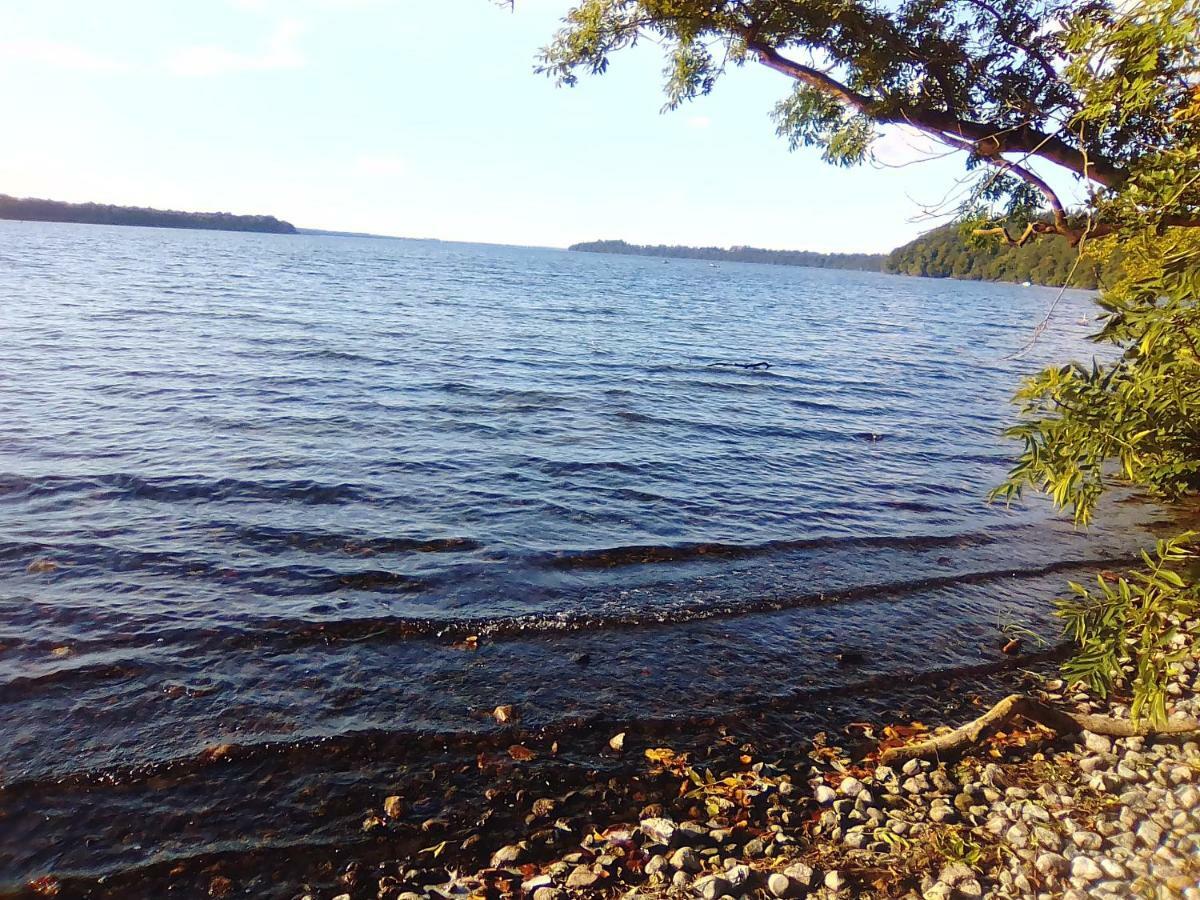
878, 693, 1200, 766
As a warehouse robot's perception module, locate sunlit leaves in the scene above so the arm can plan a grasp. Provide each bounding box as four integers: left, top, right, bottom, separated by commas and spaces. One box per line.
1055, 535, 1199, 726
772, 84, 875, 165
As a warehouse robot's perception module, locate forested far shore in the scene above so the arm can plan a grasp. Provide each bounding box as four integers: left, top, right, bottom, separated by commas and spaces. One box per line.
568, 239, 885, 271
0, 194, 296, 234
884, 224, 1112, 289
573, 229, 1119, 290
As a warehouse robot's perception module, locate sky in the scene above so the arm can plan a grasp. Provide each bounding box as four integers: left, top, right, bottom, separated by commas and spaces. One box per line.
1, 0, 1000, 253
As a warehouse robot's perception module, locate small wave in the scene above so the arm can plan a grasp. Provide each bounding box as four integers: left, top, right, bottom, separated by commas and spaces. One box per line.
222, 524, 481, 557
203, 552, 1137, 648
538, 531, 999, 571
0, 473, 372, 506
0, 658, 152, 702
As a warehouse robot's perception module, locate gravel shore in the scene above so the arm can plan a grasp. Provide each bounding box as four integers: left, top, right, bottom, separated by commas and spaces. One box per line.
312, 642, 1200, 900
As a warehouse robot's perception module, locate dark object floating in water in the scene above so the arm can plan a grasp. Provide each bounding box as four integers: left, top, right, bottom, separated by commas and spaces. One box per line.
854, 432, 885, 442
836, 649, 867, 666
708, 361, 771, 370
573, 652, 592, 665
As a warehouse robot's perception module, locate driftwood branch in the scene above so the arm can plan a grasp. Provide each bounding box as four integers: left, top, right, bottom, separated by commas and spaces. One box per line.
708, 361, 772, 370
879, 693, 1200, 766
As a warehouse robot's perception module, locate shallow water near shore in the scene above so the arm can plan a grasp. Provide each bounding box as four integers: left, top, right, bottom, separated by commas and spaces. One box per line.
0, 221, 1178, 893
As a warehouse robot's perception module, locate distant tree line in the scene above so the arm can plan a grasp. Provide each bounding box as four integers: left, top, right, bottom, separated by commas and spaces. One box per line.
0, 194, 296, 234
569, 239, 885, 271
884, 224, 1113, 289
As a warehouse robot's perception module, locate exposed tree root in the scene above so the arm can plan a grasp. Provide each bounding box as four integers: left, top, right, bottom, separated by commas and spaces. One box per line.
878, 693, 1200, 765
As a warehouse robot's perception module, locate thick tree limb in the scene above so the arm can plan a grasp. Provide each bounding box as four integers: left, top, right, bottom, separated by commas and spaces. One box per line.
748, 41, 1124, 189
878, 693, 1200, 765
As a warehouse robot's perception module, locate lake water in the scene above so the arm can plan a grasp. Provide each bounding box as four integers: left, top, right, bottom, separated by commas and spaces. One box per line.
0, 221, 1171, 893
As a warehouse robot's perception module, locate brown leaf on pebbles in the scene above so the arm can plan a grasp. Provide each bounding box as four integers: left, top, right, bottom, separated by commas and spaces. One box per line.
27, 876, 60, 897
382, 795, 404, 818
508, 744, 537, 761
493, 704, 518, 724
362, 814, 385, 833
199, 743, 235, 763
208, 876, 233, 897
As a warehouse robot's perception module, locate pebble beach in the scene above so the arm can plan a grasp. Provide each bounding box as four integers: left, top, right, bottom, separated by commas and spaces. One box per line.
302, 633, 1200, 900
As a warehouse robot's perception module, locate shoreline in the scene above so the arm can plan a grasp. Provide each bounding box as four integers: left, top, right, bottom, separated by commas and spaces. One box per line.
318, 647, 1197, 900
29, 637, 1200, 899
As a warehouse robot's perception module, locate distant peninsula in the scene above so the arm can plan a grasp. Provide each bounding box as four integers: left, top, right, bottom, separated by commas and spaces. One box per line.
0, 194, 296, 234
569, 239, 884, 271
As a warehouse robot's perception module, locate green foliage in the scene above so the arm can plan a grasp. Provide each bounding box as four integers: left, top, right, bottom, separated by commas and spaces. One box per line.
885, 224, 1110, 288
1057, 535, 1199, 725
773, 86, 873, 166
990, 0, 1200, 723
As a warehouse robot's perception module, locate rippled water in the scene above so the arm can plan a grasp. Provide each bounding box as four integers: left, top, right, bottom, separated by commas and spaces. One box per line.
0, 221, 1174, 893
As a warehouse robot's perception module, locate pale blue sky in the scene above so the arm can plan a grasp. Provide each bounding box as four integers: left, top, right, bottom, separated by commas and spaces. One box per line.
1, 0, 993, 252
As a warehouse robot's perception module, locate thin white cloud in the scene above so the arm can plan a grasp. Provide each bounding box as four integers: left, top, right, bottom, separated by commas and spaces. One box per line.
0, 39, 130, 72
168, 19, 305, 77
355, 156, 408, 177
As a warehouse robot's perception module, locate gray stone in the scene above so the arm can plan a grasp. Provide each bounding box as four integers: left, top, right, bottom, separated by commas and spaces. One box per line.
929, 803, 955, 824
644, 855, 670, 878
1033, 826, 1061, 851
672, 870, 693, 890
640, 817, 678, 847
1136, 820, 1163, 848
1084, 732, 1113, 754
767, 873, 802, 899
565, 867, 600, 889
1035, 853, 1069, 879
1022, 803, 1052, 823
931, 770, 954, 793
671, 847, 702, 873
823, 870, 846, 892
784, 863, 817, 888
814, 785, 837, 805
922, 884, 953, 900
937, 861, 974, 887
839, 776, 866, 798
1071, 830, 1103, 851
1005, 823, 1030, 847
693, 874, 732, 900
726, 864, 753, 891
1070, 856, 1104, 882
490, 844, 525, 867
842, 829, 867, 850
